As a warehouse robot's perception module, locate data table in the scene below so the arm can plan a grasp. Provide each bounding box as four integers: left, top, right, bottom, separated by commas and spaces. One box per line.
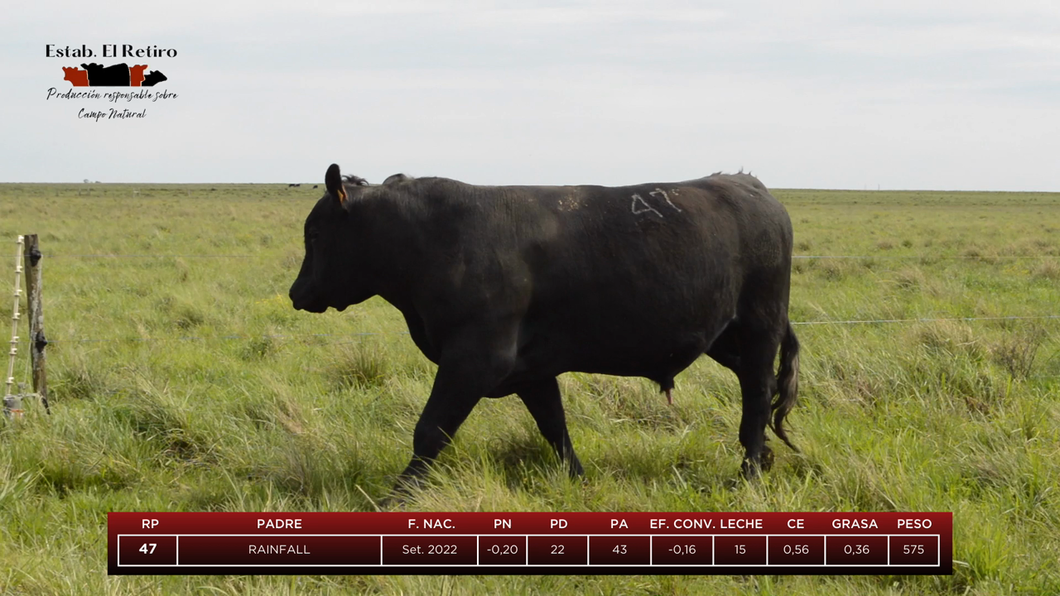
108, 512, 952, 575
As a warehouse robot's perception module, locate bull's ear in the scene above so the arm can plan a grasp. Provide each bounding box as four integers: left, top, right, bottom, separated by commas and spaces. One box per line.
325, 163, 347, 206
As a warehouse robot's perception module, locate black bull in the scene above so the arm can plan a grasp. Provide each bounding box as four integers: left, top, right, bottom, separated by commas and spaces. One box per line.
289, 164, 800, 493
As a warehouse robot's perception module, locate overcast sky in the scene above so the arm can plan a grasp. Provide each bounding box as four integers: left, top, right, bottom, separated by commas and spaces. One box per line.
3, 1, 1058, 190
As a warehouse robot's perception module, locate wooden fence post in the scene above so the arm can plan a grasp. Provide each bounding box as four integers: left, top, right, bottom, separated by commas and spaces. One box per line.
23, 234, 50, 415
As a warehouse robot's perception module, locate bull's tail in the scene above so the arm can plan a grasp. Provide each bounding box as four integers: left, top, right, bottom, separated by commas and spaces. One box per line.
770, 321, 800, 452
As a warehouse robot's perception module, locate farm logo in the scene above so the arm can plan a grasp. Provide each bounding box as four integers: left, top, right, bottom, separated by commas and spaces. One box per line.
62, 63, 168, 87
44, 44, 179, 122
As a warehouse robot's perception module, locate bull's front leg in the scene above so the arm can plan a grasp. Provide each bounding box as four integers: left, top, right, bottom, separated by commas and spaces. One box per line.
392, 371, 483, 496
387, 331, 517, 504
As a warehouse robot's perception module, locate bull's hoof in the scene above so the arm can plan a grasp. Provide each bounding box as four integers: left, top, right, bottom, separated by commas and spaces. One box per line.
379, 475, 426, 509
377, 494, 409, 510
740, 446, 775, 479
568, 459, 585, 479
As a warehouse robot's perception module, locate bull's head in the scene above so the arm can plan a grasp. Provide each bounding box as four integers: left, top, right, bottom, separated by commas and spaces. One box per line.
288, 164, 374, 313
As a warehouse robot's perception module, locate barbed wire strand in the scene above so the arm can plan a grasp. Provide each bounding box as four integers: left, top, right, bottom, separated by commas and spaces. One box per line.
792, 315, 1060, 326
47, 254, 259, 259
37, 253, 1060, 260
793, 255, 1058, 260
2, 314, 1055, 346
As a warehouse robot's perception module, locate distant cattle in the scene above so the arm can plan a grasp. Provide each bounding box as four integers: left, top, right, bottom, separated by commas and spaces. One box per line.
290, 164, 800, 499
288, 183, 301, 188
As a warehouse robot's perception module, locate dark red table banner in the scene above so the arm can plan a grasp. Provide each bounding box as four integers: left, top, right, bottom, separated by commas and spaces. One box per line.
108, 511, 952, 575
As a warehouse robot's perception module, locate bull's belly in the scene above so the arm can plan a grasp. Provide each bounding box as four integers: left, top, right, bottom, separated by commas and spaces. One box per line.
509, 316, 730, 385
487, 332, 713, 398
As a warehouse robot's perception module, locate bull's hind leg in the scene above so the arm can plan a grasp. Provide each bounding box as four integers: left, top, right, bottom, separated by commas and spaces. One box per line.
705, 319, 741, 371
517, 378, 584, 478
708, 320, 782, 479
736, 359, 777, 478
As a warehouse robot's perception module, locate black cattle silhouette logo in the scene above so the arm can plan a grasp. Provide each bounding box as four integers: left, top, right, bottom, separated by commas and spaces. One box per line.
62, 63, 168, 87
141, 69, 168, 86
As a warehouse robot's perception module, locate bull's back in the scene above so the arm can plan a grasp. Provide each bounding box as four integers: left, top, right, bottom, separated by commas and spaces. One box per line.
408, 175, 791, 378
506, 176, 782, 374
524, 174, 787, 297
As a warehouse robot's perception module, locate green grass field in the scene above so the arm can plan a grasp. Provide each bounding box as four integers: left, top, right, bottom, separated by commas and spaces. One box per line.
1, 183, 1058, 595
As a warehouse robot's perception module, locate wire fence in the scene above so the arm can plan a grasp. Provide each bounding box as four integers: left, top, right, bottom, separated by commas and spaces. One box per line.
793, 255, 1059, 260
46, 254, 260, 259
791, 315, 1060, 326
5, 246, 1059, 380
24, 332, 404, 344
9, 321, 1056, 381
3, 314, 1055, 346
38, 253, 1060, 260
5, 248, 1060, 342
